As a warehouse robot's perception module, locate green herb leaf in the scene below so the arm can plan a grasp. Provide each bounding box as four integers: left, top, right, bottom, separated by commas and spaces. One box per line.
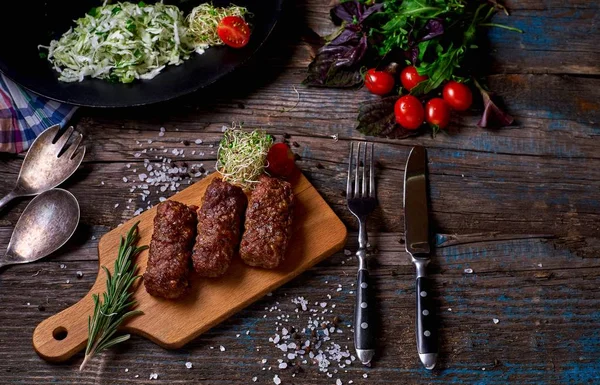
79, 222, 147, 371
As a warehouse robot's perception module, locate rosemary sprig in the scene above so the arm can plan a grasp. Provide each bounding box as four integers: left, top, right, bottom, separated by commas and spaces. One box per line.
79, 222, 148, 371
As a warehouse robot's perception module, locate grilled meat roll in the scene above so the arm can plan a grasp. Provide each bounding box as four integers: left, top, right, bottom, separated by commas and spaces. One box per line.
240, 174, 294, 269
144, 200, 197, 299
192, 178, 248, 277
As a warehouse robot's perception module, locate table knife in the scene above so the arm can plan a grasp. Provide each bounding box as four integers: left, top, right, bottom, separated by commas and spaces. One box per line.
403, 146, 438, 370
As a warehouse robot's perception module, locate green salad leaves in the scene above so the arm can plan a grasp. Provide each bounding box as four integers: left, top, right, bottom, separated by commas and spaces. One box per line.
304, 0, 523, 137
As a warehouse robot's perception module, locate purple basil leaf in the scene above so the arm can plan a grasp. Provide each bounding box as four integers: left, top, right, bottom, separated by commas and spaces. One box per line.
359, 2, 384, 23
329, 29, 360, 46
419, 18, 444, 42
477, 88, 514, 128
331, 1, 361, 24
357, 96, 421, 139
303, 44, 363, 87
334, 34, 368, 67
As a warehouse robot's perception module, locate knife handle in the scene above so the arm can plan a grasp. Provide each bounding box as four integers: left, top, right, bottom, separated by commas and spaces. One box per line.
416, 277, 438, 356
354, 269, 375, 362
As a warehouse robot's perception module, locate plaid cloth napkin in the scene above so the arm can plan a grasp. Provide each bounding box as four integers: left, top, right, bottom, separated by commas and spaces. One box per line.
0, 74, 77, 153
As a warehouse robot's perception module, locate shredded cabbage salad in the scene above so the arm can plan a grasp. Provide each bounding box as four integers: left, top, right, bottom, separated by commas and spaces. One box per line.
40, 1, 247, 83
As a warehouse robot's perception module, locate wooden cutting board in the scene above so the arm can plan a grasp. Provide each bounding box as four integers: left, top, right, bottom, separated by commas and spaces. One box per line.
32, 172, 347, 362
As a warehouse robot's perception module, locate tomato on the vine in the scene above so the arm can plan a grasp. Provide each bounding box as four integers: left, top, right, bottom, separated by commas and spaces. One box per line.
266, 143, 297, 179
425, 98, 451, 129
443, 81, 473, 111
217, 16, 251, 48
400, 66, 428, 91
364, 69, 395, 95
394, 95, 424, 130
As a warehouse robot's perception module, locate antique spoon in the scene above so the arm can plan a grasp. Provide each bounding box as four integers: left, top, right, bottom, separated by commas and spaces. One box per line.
0, 189, 80, 269
0, 125, 85, 211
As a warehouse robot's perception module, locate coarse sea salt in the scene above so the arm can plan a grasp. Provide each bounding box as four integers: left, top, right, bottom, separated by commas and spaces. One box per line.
185, 362, 193, 369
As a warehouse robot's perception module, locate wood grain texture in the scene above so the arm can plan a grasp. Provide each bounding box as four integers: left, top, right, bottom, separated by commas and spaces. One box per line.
0, 0, 599, 383
32, 172, 347, 362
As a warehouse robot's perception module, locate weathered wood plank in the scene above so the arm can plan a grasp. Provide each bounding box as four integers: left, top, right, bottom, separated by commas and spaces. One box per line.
1, 233, 598, 384
0, 0, 599, 382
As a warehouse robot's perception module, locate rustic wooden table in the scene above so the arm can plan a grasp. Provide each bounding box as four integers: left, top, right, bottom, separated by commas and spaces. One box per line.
1, 0, 598, 384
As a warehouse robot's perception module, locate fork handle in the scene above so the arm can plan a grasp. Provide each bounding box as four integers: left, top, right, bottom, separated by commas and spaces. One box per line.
0, 190, 18, 211
354, 264, 375, 364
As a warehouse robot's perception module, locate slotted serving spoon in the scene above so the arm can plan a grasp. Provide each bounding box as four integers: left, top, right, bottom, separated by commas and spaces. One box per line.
0, 189, 80, 269
0, 124, 85, 211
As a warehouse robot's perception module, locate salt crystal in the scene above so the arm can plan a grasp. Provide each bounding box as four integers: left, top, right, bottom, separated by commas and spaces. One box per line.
278, 362, 287, 369
134, 153, 141, 158
101, 181, 105, 185
538, 263, 543, 267
320, 302, 327, 308
287, 353, 296, 360
273, 375, 281, 384
114, 203, 119, 208
149, 373, 158, 380
122, 177, 128, 182
185, 362, 193, 369
125, 368, 128, 372
336, 379, 342, 385
27, 302, 30, 306
252, 377, 257, 382
246, 330, 250, 335
282, 328, 288, 336
493, 318, 499, 324
138, 173, 147, 181
236, 334, 240, 338
448, 308, 452, 311
126, 164, 131, 168
220, 345, 225, 351
363, 373, 368, 378
195, 139, 203, 144
159, 197, 167, 202
262, 359, 267, 364
344, 249, 351, 256
464, 268, 474, 274
147, 139, 153, 144
60, 264, 66, 269
135, 375, 139, 378
336, 288, 342, 292
66, 280, 70, 284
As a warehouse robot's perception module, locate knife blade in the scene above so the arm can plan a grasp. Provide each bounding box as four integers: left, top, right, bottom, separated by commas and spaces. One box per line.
403, 146, 438, 370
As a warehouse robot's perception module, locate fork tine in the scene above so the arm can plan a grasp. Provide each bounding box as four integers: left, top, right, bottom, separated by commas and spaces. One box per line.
369, 143, 375, 198
361, 142, 367, 198
63, 131, 83, 159
53, 126, 75, 155
354, 142, 361, 198
346, 142, 354, 198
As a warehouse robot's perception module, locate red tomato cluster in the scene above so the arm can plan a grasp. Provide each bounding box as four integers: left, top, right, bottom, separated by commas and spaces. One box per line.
364, 66, 473, 131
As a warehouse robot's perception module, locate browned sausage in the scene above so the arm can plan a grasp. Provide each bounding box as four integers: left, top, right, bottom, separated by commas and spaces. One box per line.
144, 200, 197, 299
240, 174, 294, 269
192, 178, 247, 277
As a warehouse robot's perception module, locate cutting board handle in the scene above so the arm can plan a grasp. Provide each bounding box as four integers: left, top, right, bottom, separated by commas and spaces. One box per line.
32, 294, 94, 362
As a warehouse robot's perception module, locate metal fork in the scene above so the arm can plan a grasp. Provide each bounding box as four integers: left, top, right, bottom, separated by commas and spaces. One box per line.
346, 141, 377, 365
0, 124, 85, 211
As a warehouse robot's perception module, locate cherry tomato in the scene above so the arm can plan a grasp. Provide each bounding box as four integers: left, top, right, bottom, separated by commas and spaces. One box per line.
400, 66, 428, 91
217, 16, 251, 49
364, 69, 395, 96
425, 98, 451, 128
266, 143, 297, 179
442, 81, 473, 111
394, 95, 424, 130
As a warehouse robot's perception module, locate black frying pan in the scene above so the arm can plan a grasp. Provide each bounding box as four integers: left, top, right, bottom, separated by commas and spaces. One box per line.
0, 0, 283, 107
